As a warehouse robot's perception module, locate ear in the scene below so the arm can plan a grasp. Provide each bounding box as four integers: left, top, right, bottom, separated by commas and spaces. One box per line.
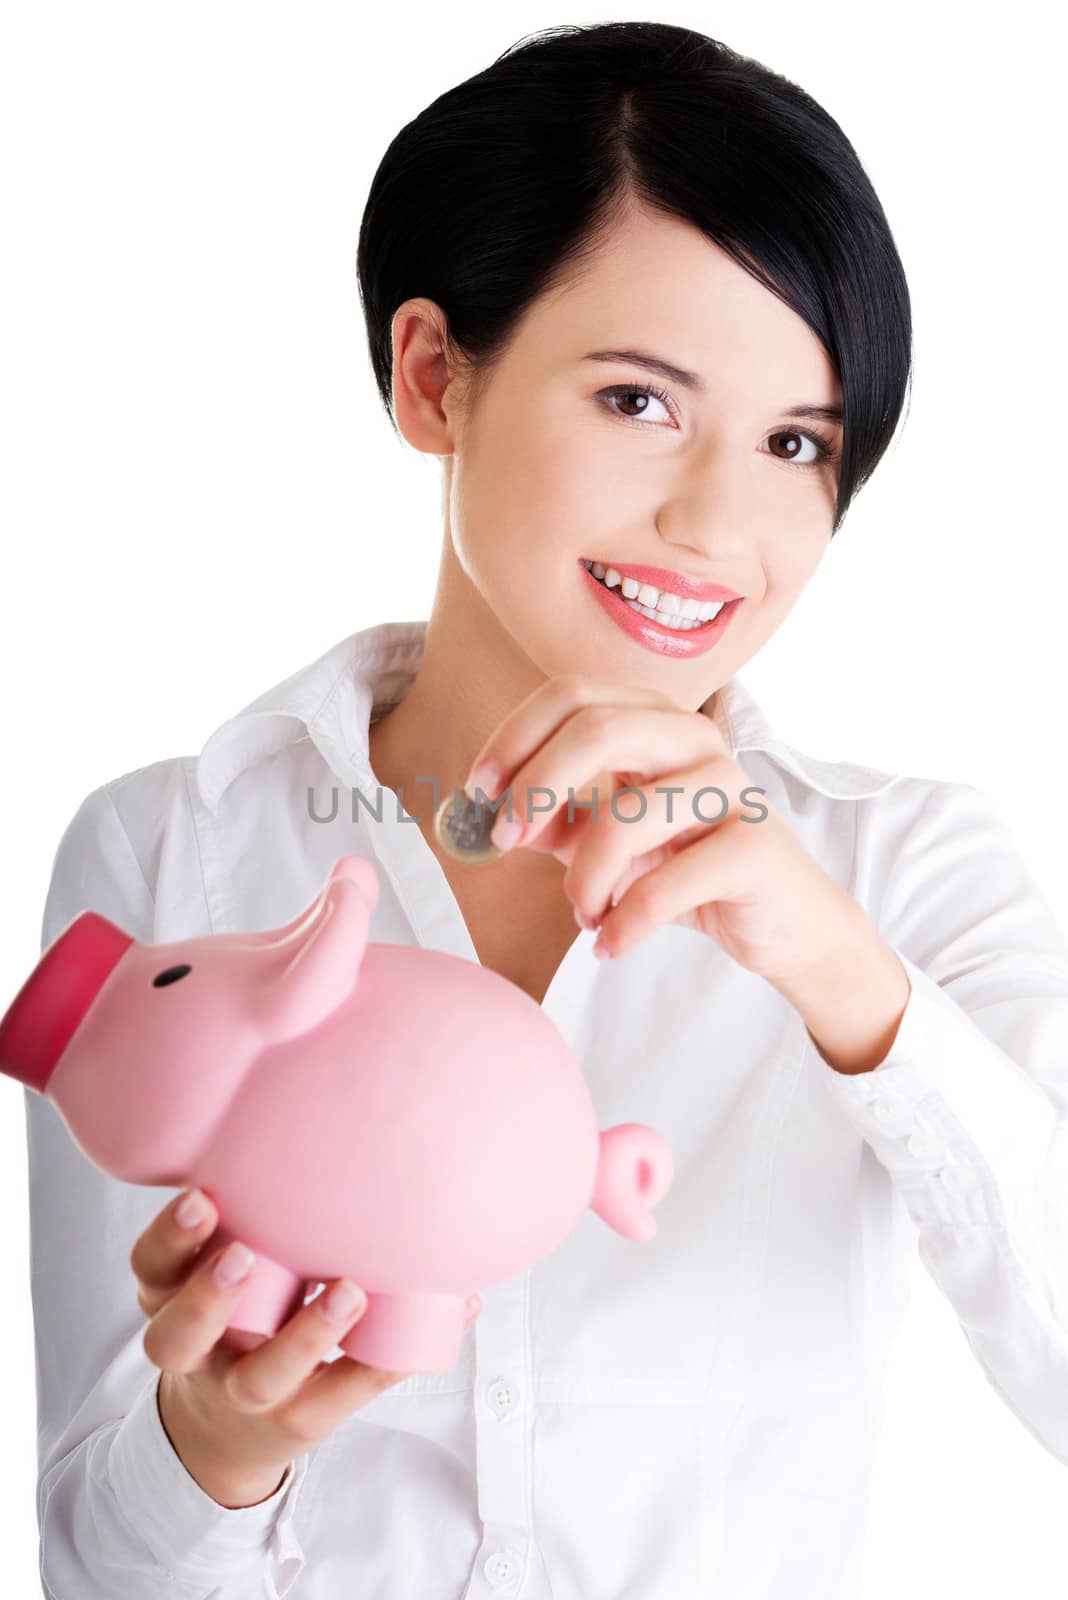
243, 855, 380, 951
250, 862, 379, 1044
325, 854, 381, 903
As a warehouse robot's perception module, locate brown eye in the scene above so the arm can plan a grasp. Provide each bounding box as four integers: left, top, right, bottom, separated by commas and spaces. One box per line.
768, 429, 810, 462
598, 382, 675, 424
764, 428, 837, 470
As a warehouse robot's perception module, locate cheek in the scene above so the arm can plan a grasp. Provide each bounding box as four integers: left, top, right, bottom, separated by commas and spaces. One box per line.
464, 418, 606, 563
503, 412, 607, 498
463, 396, 536, 507
763, 516, 831, 589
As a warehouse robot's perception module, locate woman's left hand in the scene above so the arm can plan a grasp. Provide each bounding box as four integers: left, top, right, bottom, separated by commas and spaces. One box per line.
462, 673, 880, 992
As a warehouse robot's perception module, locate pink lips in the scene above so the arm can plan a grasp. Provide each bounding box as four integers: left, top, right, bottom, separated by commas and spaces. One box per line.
580, 563, 742, 660
581, 559, 740, 603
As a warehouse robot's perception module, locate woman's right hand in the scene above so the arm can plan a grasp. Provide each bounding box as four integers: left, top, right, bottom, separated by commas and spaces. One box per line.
130, 1187, 482, 1510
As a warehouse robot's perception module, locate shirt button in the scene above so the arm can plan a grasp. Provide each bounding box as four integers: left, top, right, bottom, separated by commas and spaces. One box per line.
936, 1162, 969, 1193
906, 1129, 942, 1161
871, 1096, 901, 1122
484, 1549, 520, 1587
487, 1378, 518, 1417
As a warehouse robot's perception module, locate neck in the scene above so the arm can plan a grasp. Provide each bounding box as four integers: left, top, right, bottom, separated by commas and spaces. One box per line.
367, 541, 559, 865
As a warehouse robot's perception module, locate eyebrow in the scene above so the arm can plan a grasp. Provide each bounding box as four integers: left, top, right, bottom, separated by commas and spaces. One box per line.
581, 347, 844, 425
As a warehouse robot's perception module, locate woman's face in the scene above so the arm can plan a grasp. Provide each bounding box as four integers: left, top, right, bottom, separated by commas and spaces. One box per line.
422, 203, 842, 708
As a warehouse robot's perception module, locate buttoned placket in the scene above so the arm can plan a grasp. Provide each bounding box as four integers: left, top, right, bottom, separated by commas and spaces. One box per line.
346, 751, 601, 1597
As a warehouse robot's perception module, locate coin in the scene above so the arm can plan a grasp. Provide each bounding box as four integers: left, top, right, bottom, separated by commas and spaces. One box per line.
433, 786, 506, 864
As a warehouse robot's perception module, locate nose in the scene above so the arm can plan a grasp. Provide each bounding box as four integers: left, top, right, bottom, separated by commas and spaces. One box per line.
654, 471, 751, 577
656, 518, 748, 590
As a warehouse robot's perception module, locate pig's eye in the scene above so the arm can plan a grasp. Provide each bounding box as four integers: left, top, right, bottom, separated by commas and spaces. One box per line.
153, 964, 192, 988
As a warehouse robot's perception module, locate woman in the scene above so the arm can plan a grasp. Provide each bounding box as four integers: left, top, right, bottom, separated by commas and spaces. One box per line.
25, 21, 1068, 1599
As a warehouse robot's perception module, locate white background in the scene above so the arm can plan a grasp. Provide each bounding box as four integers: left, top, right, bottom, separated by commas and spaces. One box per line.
1, 3, 1065, 1593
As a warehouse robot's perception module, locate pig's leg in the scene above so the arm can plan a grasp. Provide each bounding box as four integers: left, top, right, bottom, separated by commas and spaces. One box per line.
206, 1221, 306, 1351
337, 1289, 469, 1375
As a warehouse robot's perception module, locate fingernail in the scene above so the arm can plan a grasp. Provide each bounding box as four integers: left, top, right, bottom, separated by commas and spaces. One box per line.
175, 1190, 208, 1229
593, 934, 615, 960
490, 813, 525, 851
464, 1294, 481, 1322
321, 1280, 366, 1322
573, 906, 598, 931
464, 763, 501, 801
319, 1280, 364, 1318
214, 1242, 255, 1287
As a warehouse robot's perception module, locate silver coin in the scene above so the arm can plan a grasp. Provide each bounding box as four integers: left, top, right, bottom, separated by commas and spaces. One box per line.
433, 787, 507, 864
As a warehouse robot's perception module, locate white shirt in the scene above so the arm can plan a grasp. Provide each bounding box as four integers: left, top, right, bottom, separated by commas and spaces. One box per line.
24, 617, 1068, 1600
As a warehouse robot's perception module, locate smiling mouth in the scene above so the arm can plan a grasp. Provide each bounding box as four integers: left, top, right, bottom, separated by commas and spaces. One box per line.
580, 559, 734, 630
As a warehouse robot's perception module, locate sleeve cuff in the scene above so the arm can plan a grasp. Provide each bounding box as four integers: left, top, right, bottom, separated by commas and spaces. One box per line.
812, 948, 1057, 1228
105, 1369, 309, 1588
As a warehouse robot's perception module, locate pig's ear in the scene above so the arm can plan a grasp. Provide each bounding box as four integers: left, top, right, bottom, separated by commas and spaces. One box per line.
243, 855, 380, 951
325, 854, 381, 903
250, 869, 377, 1044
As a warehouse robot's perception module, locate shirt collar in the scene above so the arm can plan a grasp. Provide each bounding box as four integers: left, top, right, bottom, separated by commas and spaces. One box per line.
194, 618, 897, 814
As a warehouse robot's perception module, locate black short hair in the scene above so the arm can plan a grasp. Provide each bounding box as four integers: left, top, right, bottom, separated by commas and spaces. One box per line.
356, 21, 912, 537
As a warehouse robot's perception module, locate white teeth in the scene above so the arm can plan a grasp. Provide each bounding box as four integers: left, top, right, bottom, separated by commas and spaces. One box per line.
630, 604, 700, 628
582, 560, 731, 627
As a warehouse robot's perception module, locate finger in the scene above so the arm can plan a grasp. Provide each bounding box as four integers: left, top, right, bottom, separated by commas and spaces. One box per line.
131, 1188, 219, 1318
594, 824, 740, 958
491, 705, 719, 856
565, 753, 736, 923
224, 1285, 482, 1418
283, 1293, 483, 1442
141, 1237, 260, 1375
222, 1276, 370, 1412
463, 675, 665, 802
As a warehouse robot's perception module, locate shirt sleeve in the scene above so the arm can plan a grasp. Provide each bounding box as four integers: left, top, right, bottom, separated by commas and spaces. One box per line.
809, 776, 1068, 1466
25, 779, 311, 1598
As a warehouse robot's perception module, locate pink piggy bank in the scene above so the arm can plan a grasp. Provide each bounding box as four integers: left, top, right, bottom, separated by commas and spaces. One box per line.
1, 854, 674, 1373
